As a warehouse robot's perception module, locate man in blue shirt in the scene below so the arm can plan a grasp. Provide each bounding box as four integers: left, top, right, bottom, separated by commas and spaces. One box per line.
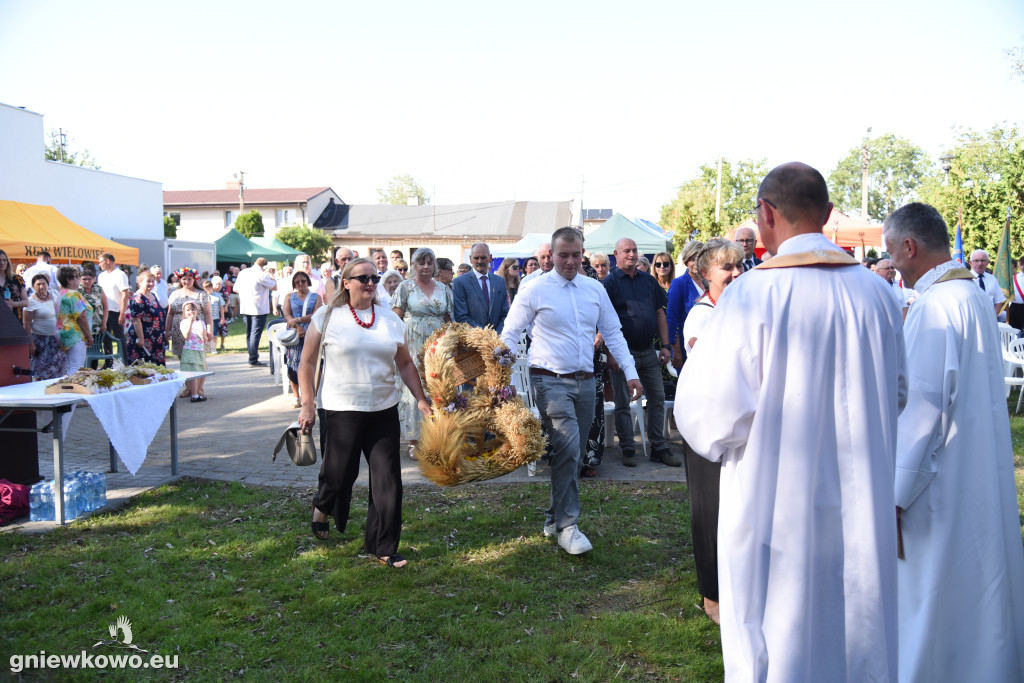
602, 238, 678, 467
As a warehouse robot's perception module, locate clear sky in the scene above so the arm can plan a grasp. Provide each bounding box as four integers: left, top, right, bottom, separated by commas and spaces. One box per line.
1, 0, 1022, 221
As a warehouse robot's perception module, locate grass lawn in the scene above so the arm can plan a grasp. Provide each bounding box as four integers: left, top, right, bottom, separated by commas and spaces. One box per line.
0, 481, 721, 681
218, 316, 270, 355
3, 400, 1023, 681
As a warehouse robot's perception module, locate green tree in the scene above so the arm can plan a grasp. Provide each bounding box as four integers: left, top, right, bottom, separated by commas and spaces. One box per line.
377, 174, 429, 205
234, 210, 265, 238
44, 129, 100, 169
827, 134, 928, 222
917, 124, 1024, 257
275, 223, 333, 264
661, 158, 767, 250
163, 215, 177, 238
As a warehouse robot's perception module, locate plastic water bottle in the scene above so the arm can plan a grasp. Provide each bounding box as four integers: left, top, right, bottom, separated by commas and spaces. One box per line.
29, 482, 43, 521
96, 472, 107, 507
63, 476, 81, 521
39, 481, 55, 521
79, 472, 94, 512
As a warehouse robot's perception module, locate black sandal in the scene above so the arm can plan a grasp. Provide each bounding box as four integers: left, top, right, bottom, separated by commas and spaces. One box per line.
311, 504, 329, 540
377, 553, 407, 568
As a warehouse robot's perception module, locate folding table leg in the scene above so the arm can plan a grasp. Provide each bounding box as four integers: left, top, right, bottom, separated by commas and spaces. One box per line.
169, 401, 179, 475
53, 407, 67, 525
109, 440, 118, 473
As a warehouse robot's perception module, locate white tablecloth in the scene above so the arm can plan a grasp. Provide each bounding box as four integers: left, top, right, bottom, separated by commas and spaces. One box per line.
0, 377, 186, 475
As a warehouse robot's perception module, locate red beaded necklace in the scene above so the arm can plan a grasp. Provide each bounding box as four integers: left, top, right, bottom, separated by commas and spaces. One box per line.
349, 303, 375, 329
705, 291, 717, 306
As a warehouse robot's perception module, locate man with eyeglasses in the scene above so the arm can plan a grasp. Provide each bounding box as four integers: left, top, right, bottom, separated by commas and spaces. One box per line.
968, 249, 1004, 316
434, 258, 455, 286
324, 247, 354, 302
676, 162, 906, 682
602, 237, 677, 467
735, 227, 762, 271
875, 258, 909, 317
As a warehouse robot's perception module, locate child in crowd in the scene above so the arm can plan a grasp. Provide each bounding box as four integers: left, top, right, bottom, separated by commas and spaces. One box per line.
203, 279, 227, 353
179, 301, 207, 402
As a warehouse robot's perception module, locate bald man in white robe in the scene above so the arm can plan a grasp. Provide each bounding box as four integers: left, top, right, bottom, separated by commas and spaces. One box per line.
884, 203, 1024, 683
677, 163, 906, 682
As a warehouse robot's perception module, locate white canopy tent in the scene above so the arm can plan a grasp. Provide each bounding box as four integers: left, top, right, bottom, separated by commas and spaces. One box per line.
491, 232, 551, 258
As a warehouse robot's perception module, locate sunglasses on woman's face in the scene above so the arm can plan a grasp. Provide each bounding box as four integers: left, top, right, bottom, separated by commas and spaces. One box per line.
397, 268, 408, 273
655, 262, 672, 268
510, 265, 520, 270
349, 274, 381, 285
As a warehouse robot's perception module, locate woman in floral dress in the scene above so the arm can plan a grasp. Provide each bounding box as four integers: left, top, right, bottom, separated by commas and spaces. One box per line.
126, 270, 166, 365
390, 247, 452, 455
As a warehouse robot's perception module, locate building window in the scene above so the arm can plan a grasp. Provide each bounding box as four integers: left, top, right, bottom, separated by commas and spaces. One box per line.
164, 212, 181, 226
276, 209, 291, 226
225, 210, 235, 228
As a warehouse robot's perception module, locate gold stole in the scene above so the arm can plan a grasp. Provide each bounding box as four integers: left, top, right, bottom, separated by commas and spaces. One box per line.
931, 267, 975, 284
754, 250, 859, 269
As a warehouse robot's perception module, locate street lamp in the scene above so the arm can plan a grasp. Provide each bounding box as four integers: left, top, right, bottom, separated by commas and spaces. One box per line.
939, 153, 953, 182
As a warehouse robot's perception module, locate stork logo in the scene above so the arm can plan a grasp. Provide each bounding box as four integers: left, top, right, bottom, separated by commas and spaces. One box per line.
108, 616, 133, 646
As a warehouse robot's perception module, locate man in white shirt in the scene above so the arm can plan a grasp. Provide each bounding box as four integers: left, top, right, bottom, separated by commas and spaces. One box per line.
519, 242, 554, 285
97, 252, 131, 365
969, 249, 1005, 316
235, 257, 277, 367
676, 163, 906, 681
884, 202, 1024, 683
23, 251, 60, 291
151, 265, 169, 309
501, 228, 642, 556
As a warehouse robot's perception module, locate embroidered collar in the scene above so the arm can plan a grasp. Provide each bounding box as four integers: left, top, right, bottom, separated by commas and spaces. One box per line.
914, 260, 964, 294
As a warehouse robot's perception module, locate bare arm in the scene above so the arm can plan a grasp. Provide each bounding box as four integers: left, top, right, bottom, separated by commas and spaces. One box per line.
117, 288, 130, 326
77, 311, 93, 346
656, 309, 670, 364
23, 307, 35, 353
296, 323, 322, 433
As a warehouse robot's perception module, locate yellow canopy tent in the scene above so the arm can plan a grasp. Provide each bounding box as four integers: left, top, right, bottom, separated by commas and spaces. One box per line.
0, 200, 139, 266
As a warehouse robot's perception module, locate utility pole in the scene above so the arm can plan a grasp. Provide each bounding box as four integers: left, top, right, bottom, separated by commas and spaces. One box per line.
58, 128, 68, 163
234, 171, 246, 214
715, 157, 723, 223
860, 127, 872, 220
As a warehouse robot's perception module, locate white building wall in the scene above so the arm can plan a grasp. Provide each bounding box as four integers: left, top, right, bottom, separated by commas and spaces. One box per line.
0, 102, 162, 244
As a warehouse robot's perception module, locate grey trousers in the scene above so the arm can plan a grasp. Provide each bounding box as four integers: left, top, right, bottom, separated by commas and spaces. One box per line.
610, 348, 666, 455
532, 374, 596, 532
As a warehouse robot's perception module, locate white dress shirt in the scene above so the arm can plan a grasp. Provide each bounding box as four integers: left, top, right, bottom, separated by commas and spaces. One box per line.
972, 270, 1006, 307
153, 279, 169, 308
235, 265, 277, 316
501, 269, 638, 381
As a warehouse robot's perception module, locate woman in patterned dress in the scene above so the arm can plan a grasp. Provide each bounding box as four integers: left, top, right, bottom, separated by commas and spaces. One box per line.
390, 247, 452, 456
125, 270, 167, 365
581, 259, 607, 477
55, 266, 94, 376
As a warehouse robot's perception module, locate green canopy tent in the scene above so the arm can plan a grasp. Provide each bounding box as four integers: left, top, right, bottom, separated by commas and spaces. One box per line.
250, 235, 304, 259
214, 228, 290, 263
584, 213, 671, 255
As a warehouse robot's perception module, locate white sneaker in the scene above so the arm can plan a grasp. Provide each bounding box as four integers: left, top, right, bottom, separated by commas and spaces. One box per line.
543, 523, 557, 538
557, 525, 593, 554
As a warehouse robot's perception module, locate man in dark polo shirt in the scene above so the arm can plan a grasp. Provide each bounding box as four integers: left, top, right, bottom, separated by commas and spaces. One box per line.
602, 237, 679, 467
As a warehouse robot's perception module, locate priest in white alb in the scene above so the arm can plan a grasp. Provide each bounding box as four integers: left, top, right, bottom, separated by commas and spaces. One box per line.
676, 162, 907, 682
883, 202, 1024, 683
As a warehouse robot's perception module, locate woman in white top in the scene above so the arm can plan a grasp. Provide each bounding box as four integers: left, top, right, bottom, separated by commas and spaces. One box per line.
297, 258, 430, 568
22, 273, 66, 380
678, 237, 744, 625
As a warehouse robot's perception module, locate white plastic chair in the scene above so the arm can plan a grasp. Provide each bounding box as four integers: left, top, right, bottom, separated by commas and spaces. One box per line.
266, 322, 290, 395
604, 400, 647, 453
511, 358, 539, 475
1007, 338, 1024, 412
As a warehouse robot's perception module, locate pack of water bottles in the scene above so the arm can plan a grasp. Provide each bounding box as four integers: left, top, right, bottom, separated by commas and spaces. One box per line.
29, 471, 107, 522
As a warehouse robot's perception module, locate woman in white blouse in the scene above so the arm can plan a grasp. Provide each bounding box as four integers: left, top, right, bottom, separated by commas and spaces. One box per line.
297, 258, 430, 568
678, 237, 744, 625
22, 273, 66, 380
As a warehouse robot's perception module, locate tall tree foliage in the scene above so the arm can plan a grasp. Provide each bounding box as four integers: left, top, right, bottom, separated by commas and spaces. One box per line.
44, 129, 100, 169
661, 158, 767, 251
275, 224, 333, 264
377, 174, 429, 205
917, 124, 1024, 258
234, 210, 265, 238
827, 134, 928, 221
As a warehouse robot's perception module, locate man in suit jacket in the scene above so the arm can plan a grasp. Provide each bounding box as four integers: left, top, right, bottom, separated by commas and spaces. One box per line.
453, 242, 509, 333
736, 227, 762, 271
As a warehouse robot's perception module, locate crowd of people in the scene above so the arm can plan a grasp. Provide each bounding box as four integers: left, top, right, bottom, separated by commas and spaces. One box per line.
8, 172, 1023, 679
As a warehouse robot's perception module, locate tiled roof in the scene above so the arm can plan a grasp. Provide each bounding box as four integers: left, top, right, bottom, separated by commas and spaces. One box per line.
330, 201, 572, 239
164, 187, 335, 206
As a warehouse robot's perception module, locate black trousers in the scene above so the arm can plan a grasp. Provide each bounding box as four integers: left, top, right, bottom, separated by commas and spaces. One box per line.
683, 438, 721, 602
103, 310, 126, 366
314, 406, 402, 557
1009, 303, 1024, 333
